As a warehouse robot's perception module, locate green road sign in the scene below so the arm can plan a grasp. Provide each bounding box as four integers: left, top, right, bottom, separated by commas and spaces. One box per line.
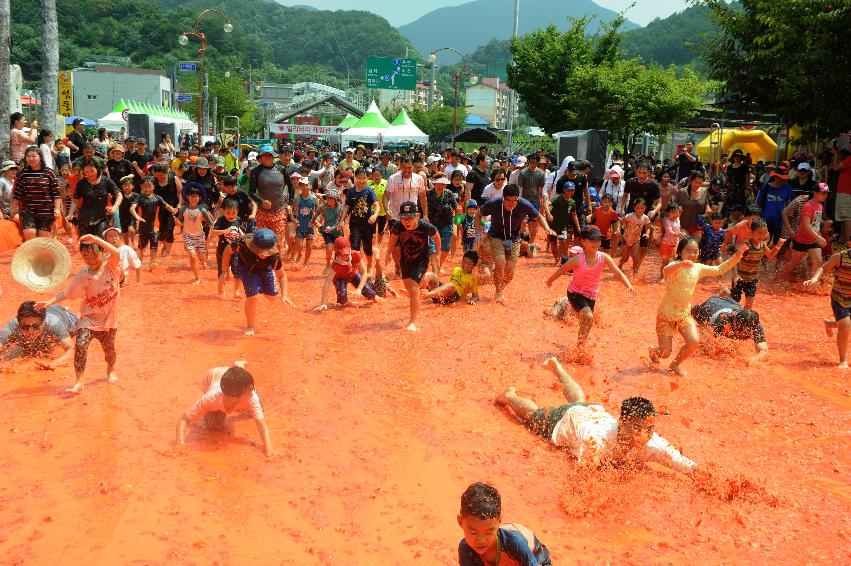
365, 57, 418, 91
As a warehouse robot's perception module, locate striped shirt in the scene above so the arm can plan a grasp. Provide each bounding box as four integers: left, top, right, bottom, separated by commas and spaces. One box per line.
831, 250, 851, 308
737, 240, 767, 281
13, 168, 60, 218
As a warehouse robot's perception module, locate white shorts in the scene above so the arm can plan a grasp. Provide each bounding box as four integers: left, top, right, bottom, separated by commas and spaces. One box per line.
183, 233, 207, 253
836, 192, 851, 222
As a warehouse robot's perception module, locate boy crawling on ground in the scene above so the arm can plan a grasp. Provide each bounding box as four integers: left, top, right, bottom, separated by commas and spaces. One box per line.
457, 481, 551, 566
420, 250, 480, 305
176, 362, 276, 458
497, 358, 702, 476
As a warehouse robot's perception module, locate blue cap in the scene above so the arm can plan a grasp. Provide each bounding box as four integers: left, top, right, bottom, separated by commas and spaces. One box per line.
466, 199, 478, 208
252, 228, 277, 249
258, 145, 276, 157
563, 180, 576, 191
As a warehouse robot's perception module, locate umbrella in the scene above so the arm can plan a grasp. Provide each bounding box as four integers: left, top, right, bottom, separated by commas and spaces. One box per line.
450, 127, 500, 144
65, 116, 97, 126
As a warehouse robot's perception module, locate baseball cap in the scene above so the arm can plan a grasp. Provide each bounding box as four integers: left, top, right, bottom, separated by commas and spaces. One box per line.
252, 228, 277, 250
247, 151, 258, 161
516, 156, 527, 165
72, 118, 85, 126
294, 150, 306, 160
0, 160, 19, 172
466, 199, 479, 209
258, 145, 276, 157
610, 171, 621, 179
399, 201, 419, 217
562, 180, 576, 191
567, 160, 581, 172
333, 236, 352, 255
578, 225, 603, 240
297, 176, 310, 185
102, 226, 121, 239
431, 175, 449, 185
323, 153, 334, 160
426, 155, 440, 165
212, 156, 225, 168
344, 147, 355, 153
816, 182, 830, 192
797, 162, 812, 171
290, 172, 302, 181
111, 144, 125, 154
125, 137, 136, 143
193, 157, 210, 169
770, 164, 789, 180
136, 138, 147, 145
324, 188, 340, 201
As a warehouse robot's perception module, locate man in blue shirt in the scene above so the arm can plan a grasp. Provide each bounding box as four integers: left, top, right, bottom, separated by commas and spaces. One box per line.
755, 164, 793, 243
476, 184, 555, 302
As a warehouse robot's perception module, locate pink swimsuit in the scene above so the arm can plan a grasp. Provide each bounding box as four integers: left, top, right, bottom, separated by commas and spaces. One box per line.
567, 251, 605, 299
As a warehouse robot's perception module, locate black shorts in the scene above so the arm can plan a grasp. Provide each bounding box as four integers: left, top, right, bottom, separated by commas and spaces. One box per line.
567, 291, 596, 312
120, 216, 137, 233
216, 244, 239, 276
431, 286, 461, 305
400, 258, 429, 283
640, 235, 649, 248
78, 219, 110, 238
138, 230, 159, 250
601, 237, 611, 250
730, 278, 758, 300
376, 215, 387, 235
791, 239, 821, 252
349, 222, 376, 256
19, 211, 54, 232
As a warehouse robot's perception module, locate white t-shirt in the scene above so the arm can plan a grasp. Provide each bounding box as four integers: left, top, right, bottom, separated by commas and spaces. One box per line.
385, 172, 426, 220
444, 163, 468, 177
508, 169, 521, 186
600, 180, 625, 215
39, 143, 55, 171
185, 366, 264, 422
117, 245, 141, 274
551, 404, 695, 474
480, 182, 503, 202
63, 261, 121, 330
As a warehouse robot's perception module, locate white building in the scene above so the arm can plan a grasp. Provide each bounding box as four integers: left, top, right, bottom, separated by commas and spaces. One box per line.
71, 66, 171, 119
377, 83, 443, 113
464, 77, 518, 130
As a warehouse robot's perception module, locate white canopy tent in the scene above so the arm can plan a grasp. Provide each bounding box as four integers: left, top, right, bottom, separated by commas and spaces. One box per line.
97, 99, 196, 133
339, 101, 390, 144
381, 108, 428, 144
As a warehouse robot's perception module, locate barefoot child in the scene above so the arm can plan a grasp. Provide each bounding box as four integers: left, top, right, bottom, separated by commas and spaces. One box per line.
730, 218, 786, 309
175, 362, 276, 457
385, 201, 439, 331
698, 211, 726, 267
545, 181, 580, 265
314, 236, 380, 311
130, 175, 177, 271
421, 249, 480, 305
116, 175, 138, 247
314, 189, 344, 271
546, 225, 634, 353
590, 194, 620, 253
366, 248, 399, 299
292, 176, 319, 269
783, 182, 829, 279
177, 186, 216, 284
659, 203, 682, 281
617, 198, 650, 277
496, 357, 699, 474
208, 198, 242, 297
804, 233, 851, 368
103, 226, 141, 286
457, 482, 551, 566
219, 228, 294, 336
35, 234, 122, 394
650, 236, 747, 376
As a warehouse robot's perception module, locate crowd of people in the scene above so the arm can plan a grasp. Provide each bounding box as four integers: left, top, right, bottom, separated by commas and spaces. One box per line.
3, 111, 850, 564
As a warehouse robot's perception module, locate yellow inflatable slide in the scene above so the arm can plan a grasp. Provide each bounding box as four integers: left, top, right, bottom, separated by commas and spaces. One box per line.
696, 128, 777, 164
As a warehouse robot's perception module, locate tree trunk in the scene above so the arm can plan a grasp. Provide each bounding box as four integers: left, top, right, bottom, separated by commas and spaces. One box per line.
0, 0, 11, 159
41, 0, 60, 133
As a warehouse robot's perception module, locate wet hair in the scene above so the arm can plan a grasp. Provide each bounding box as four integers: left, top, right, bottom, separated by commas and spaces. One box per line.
185, 186, 201, 197
79, 157, 103, 174
675, 236, 697, 260
620, 397, 656, 423
709, 211, 724, 222
399, 156, 413, 165
222, 175, 237, 187
79, 242, 102, 254
688, 170, 706, 182
221, 198, 238, 210
141, 175, 155, 187
463, 250, 479, 265
460, 482, 501, 520
634, 160, 650, 172
600, 193, 613, 203
150, 163, 168, 174
750, 218, 768, 231
17, 301, 46, 321
220, 366, 255, 397
502, 184, 520, 198
450, 170, 465, 181
632, 197, 647, 209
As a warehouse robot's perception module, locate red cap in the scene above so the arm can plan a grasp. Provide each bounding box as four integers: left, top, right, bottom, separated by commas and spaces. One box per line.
610, 171, 621, 179
333, 236, 351, 254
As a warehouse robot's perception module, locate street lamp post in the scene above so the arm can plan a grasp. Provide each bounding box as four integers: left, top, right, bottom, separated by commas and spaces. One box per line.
179, 9, 233, 143
428, 47, 477, 148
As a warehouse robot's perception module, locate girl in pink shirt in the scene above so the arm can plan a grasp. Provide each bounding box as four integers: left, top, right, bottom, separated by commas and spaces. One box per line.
546, 225, 634, 356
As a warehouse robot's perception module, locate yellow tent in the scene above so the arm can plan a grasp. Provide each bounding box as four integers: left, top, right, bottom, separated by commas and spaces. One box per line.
696, 128, 777, 163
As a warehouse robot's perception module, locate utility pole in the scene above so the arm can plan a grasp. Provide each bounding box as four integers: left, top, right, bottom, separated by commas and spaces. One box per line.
212, 96, 217, 138
203, 72, 209, 137
506, 0, 519, 154
40, 0, 60, 133
428, 61, 435, 111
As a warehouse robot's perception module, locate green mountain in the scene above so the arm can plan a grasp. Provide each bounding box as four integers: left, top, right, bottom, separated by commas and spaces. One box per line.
10, 0, 418, 85
398, 0, 639, 58
620, 4, 719, 67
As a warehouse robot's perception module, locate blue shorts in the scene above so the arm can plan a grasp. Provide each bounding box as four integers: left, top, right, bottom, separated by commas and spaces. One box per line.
236, 258, 279, 298
831, 299, 851, 321
322, 230, 342, 245
296, 226, 314, 240
334, 272, 376, 304
429, 224, 453, 253
526, 200, 541, 222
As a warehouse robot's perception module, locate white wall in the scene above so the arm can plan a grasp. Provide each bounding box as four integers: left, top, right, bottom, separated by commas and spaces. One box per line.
72, 71, 170, 119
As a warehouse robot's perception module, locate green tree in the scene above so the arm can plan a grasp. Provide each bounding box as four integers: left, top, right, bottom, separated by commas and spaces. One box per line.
408, 106, 466, 143
700, 0, 851, 137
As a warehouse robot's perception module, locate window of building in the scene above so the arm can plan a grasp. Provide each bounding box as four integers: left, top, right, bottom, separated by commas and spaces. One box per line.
87, 94, 97, 100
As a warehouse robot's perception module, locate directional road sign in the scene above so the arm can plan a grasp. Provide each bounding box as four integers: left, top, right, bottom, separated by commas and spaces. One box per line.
178, 62, 198, 72
365, 57, 417, 91
176, 94, 193, 102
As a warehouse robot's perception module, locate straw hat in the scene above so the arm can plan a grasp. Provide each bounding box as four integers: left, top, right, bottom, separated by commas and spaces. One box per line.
11, 237, 72, 292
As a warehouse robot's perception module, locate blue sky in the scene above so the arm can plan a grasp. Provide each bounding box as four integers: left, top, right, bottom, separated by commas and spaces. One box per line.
283, 0, 692, 27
